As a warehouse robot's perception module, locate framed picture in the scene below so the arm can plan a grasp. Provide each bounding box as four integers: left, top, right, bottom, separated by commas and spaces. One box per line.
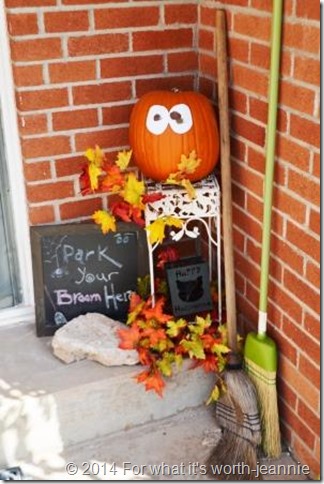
165, 257, 213, 318
30, 222, 148, 336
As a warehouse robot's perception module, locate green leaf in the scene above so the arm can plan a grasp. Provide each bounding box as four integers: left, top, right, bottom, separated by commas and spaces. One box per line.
217, 355, 227, 373
166, 318, 187, 338
189, 314, 212, 336
206, 379, 227, 405
206, 385, 220, 405
180, 338, 206, 360
137, 275, 151, 299
174, 354, 183, 369
152, 338, 174, 353
218, 324, 228, 344
157, 353, 174, 377
212, 343, 231, 356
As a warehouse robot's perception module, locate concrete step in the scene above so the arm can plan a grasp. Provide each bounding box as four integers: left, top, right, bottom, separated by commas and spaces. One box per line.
3, 406, 309, 481
0, 322, 215, 465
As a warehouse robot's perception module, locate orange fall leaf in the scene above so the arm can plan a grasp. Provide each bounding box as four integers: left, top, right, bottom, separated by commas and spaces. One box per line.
117, 325, 141, 350
142, 297, 172, 323
135, 369, 166, 397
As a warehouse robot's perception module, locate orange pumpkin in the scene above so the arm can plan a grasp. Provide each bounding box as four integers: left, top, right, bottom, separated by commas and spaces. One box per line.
129, 90, 219, 182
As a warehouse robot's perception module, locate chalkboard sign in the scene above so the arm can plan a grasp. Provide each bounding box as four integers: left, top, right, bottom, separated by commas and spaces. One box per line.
30, 223, 148, 336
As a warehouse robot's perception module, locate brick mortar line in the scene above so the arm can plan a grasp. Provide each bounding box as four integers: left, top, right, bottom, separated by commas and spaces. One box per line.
230, 131, 318, 160
278, 396, 319, 442
23, 142, 130, 164
198, 68, 320, 100
231, 160, 320, 211
14, 71, 197, 92
198, 26, 320, 58
235, 181, 320, 227
23, 134, 319, 216
279, 358, 320, 401
12, 52, 196, 70
9, 24, 197, 40
236, 269, 320, 341
199, 6, 319, 26
232, 201, 319, 259
5, 0, 198, 13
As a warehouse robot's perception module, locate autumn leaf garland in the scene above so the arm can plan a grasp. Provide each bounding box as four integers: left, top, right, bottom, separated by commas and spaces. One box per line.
78, 151, 230, 401
79, 146, 202, 243
117, 293, 230, 399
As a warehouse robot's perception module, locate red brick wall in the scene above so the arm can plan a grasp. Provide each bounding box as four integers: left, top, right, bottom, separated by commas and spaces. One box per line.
198, 0, 320, 476
5, 0, 198, 224
4, 0, 320, 476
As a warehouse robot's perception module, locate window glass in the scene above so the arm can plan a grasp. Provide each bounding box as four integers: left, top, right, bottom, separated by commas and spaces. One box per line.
0, 112, 21, 309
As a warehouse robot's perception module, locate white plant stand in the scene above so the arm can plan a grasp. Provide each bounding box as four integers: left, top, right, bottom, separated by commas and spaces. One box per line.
144, 174, 222, 322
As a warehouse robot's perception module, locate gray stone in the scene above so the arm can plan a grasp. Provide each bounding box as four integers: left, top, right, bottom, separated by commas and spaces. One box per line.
52, 313, 139, 366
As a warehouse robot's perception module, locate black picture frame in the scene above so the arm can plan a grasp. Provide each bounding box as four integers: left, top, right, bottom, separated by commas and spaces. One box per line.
165, 257, 213, 318
30, 222, 148, 337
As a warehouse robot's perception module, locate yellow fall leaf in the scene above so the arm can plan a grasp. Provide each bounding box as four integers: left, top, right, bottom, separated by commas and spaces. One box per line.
146, 216, 183, 245
84, 145, 105, 167
218, 324, 228, 345
164, 216, 183, 229
152, 339, 171, 352
92, 210, 116, 234
123, 172, 145, 207
157, 353, 174, 377
164, 171, 181, 185
178, 150, 201, 174
212, 343, 231, 356
180, 178, 196, 199
180, 337, 205, 360
174, 354, 183, 369
146, 218, 167, 245
206, 379, 227, 405
166, 318, 187, 338
116, 149, 132, 171
88, 163, 103, 191
206, 385, 220, 405
189, 315, 212, 336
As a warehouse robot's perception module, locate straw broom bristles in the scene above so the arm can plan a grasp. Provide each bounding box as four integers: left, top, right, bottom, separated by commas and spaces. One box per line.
245, 357, 281, 458
206, 362, 262, 480
210, 9, 263, 480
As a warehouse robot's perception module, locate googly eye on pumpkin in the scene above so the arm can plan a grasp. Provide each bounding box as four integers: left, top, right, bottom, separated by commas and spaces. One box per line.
129, 90, 220, 182
146, 104, 169, 135
169, 103, 193, 134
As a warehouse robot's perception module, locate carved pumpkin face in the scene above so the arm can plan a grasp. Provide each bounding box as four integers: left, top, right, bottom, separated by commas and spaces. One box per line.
129, 90, 219, 182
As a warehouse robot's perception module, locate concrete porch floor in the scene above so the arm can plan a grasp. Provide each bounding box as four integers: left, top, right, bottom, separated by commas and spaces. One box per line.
0, 322, 312, 481
7, 407, 311, 481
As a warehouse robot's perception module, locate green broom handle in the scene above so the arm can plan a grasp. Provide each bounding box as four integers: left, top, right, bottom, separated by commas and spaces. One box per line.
258, 0, 283, 333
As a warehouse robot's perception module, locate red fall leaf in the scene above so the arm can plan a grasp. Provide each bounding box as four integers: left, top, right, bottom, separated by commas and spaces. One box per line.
110, 201, 133, 222
142, 192, 165, 204
79, 165, 92, 195
156, 246, 180, 269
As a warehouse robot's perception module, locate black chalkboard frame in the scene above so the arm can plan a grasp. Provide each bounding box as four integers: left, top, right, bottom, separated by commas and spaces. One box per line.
30, 222, 148, 337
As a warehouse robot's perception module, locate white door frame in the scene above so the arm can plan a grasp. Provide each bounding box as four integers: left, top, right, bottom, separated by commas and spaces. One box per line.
0, 1, 35, 325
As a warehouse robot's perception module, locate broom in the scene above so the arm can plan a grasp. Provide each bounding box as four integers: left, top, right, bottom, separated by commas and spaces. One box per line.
244, 0, 283, 459
206, 10, 261, 480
